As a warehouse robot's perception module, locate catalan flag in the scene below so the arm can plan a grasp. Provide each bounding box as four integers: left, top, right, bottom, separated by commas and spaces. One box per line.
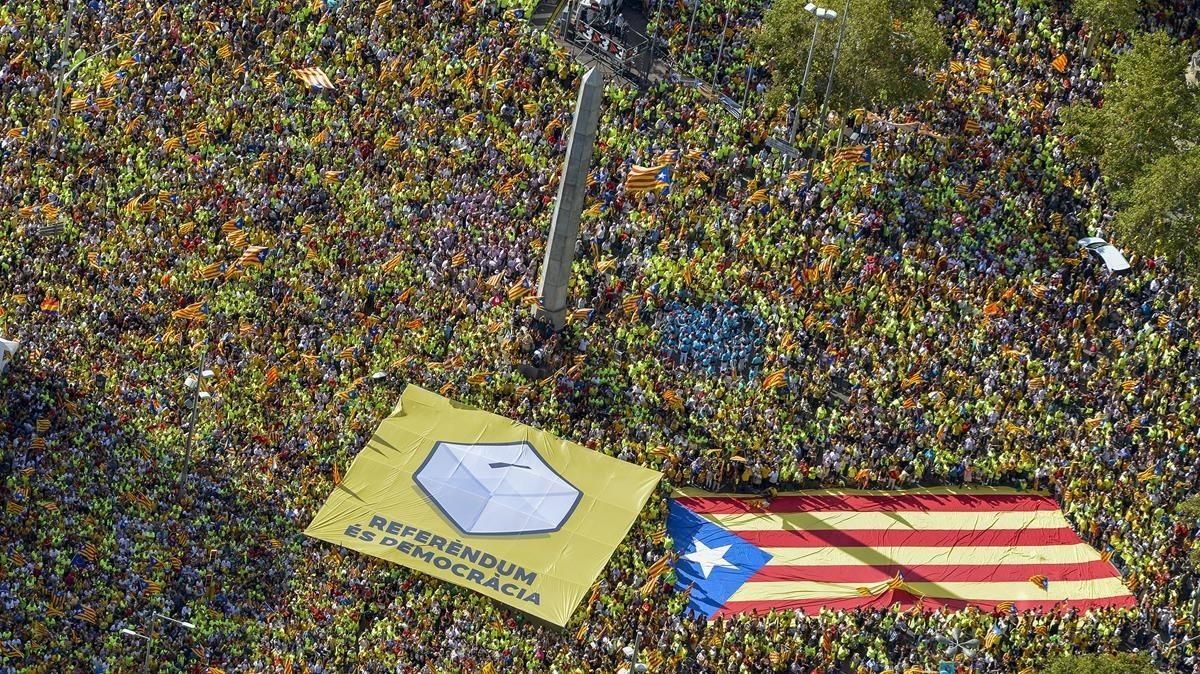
36, 418, 49, 432
831, 145, 867, 167
185, 122, 207, 147
78, 607, 98, 625
762, 368, 787, 391
625, 164, 671, 192
196, 262, 222, 280
239, 245, 269, 268
667, 487, 1135, 618
1051, 54, 1068, 73
506, 283, 531, 302
264, 365, 279, 388
382, 253, 404, 273
172, 302, 205, 321
81, 543, 98, 563
293, 67, 336, 90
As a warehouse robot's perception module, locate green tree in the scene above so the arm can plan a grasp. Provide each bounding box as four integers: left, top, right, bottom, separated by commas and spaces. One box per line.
1060, 32, 1200, 271
1179, 494, 1200, 565
1072, 0, 1140, 36
1045, 653, 1156, 674
754, 0, 949, 113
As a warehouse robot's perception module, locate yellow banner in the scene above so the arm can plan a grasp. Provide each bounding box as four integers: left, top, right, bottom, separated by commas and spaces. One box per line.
304, 385, 661, 625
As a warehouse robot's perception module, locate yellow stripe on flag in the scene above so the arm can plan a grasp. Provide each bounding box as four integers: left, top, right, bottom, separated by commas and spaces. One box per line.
755, 542, 1103, 568
727, 578, 1131, 604
703, 509, 1071, 532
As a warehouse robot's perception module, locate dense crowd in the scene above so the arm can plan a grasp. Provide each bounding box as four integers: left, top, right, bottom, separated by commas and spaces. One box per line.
1, 0, 1199, 672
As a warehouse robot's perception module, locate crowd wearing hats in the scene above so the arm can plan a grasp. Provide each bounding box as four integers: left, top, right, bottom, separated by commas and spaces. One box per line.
1, 0, 1199, 672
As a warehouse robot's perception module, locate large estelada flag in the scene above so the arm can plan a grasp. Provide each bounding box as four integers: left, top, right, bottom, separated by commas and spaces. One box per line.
668, 487, 1135, 618
305, 385, 661, 626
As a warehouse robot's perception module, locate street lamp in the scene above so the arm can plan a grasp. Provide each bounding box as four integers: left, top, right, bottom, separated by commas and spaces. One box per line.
120, 628, 152, 674
804, 0, 851, 188
784, 3, 839, 166
50, 8, 145, 149
176, 352, 214, 499
119, 613, 195, 673
153, 612, 196, 630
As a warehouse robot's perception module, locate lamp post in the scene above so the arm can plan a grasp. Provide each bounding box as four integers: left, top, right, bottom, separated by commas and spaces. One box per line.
175, 351, 213, 500
153, 612, 196, 631
50, 0, 78, 148
804, 0, 851, 188
646, 0, 664, 82
711, 12, 729, 94
784, 3, 839, 167
120, 628, 152, 674
684, 0, 700, 51
120, 613, 195, 673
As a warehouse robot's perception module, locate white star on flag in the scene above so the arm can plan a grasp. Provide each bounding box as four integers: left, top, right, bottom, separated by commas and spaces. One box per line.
684, 539, 736, 578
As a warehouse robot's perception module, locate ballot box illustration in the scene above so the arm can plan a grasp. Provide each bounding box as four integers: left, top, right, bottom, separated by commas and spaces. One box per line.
414, 440, 583, 536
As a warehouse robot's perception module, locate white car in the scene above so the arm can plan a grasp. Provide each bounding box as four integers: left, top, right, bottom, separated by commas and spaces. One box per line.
1078, 237, 1131, 274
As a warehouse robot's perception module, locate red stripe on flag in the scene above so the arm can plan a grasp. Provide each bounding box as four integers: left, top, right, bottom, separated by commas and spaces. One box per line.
676, 492, 1058, 514
746, 560, 1122, 584
733, 526, 1084, 549
714, 593, 1137, 618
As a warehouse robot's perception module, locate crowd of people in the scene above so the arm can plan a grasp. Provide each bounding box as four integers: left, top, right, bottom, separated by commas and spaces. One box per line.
1, 0, 1199, 671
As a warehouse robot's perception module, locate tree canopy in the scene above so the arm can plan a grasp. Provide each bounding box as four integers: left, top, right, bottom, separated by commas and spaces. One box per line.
1060, 31, 1200, 272
1072, 0, 1140, 35
1045, 653, 1156, 674
754, 0, 949, 112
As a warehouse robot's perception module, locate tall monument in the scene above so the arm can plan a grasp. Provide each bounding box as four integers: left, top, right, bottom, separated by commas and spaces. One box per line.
537, 68, 604, 330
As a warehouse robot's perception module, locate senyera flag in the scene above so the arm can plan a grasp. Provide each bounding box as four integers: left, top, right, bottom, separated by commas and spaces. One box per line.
667, 487, 1135, 618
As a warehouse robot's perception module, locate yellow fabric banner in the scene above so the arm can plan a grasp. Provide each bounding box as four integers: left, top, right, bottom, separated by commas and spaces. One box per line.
304, 385, 661, 625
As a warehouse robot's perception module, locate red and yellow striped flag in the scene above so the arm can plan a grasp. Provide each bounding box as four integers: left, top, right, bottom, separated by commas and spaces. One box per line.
624, 164, 667, 192
292, 66, 336, 90
1051, 54, 1068, 73
171, 302, 205, 321
667, 488, 1135, 617
762, 368, 787, 391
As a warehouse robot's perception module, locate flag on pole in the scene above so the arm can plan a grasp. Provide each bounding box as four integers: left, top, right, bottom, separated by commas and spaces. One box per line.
667, 487, 1135, 618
